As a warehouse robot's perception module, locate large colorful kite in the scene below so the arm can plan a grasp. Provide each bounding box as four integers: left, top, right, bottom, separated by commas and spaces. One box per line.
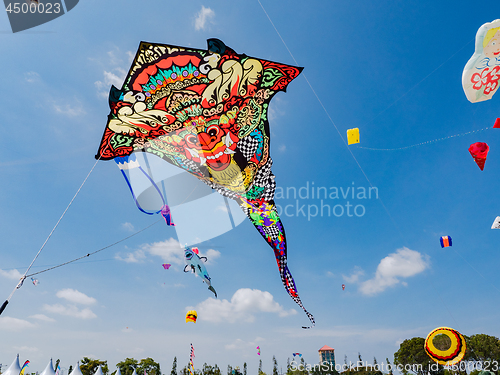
95, 38, 314, 327
462, 19, 500, 103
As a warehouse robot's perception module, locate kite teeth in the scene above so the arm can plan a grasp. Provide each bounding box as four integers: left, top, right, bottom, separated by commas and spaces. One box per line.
199, 157, 207, 165
224, 134, 233, 147
224, 148, 235, 154
186, 148, 200, 158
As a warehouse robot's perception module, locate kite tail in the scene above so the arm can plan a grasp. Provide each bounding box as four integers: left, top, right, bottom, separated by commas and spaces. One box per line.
239, 198, 315, 328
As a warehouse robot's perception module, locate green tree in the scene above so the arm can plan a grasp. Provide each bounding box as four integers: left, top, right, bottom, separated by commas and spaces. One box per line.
213, 365, 221, 375
80, 358, 109, 375
171, 358, 178, 375
137, 358, 160, 375
243, 364, 247, 375
227, 365, 232, 375
466, 334, 500, 362
258, 361, 262, 375
394, 337, 444, 375
273, 357, 278, 375
55, 360, 61, 374
385, 358, 393, 375
68, 366, 73, 375
116, 359, 139, 375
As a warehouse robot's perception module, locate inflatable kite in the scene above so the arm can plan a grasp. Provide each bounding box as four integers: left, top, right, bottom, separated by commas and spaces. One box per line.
425, 327, 466, 365
347, 128, 360, 145
469, 142, 489, 170
292, 353, 302, 357
494, 118, 500, 128
184, 246, 217, 297
186, 310, 197, 323
462, 19, 500, 103
342, 284, 345, 290
492, 216, 500, 229
162, 263, 171, 269
95, 38, 314, 328
440, 236, 452, 248
256, 346, 261, 355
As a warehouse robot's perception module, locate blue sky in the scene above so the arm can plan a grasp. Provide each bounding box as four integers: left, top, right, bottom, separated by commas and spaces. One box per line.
1, 0, 500, 374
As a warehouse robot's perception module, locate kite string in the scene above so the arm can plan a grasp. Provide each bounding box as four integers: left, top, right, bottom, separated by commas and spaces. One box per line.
256, 0, 474, 331
358, 127, 491, 151
6, 156, 102, 301
256, 0, 406, 241
26, 219, 162, 278
24, 175, 203, 278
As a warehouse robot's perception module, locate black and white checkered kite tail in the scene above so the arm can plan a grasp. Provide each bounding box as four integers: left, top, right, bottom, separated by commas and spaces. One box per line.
280, 263, 315, 329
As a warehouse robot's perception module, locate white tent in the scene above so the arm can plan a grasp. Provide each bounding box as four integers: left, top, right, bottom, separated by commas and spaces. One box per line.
40, 359, 56, 375
94, 366, 104, 375
3, 354, 21, 375
69, 363, 83, 375
116, 369, 122, 375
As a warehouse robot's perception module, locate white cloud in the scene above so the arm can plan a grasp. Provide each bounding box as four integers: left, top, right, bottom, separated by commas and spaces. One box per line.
43, 304, 97, 319
142, 238, 184, 263
0, 268, 23, 280
13, 345, 39, 352
52, 99, 85, 117
24, 71, 40, 83
192, 288, 296, 323
93, 47, 130, 98
116, 238, 221, 266
122, 222, 135, 232
115, 249, 147, 263
29, 314, 56, 322
205, 249, 221, 262
56, 289, 96, 305
359, 247, 429, 295
0, 316, 35, 331
343, 266, 364, 283
194, 6, 215, 31
225, 337, 264, 351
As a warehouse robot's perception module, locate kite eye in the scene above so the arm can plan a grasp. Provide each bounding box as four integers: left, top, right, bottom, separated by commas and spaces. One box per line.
185, 134, 200, 146
207, 125, 219, 138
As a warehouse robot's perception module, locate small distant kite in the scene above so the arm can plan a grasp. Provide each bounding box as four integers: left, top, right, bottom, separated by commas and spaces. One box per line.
347, 128, 360, 145
492, 217, 500, 229
342, 284, 345, 291
462, 19, 500, 103
425, 327, 466, 365
469, 142, 489, 170
162, 263, 171, 270
440, 236, 452, 248
31, 278, 39, 286
186, 310, 197, 323
292, 353, 302, 357
256, 346, 261, 355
